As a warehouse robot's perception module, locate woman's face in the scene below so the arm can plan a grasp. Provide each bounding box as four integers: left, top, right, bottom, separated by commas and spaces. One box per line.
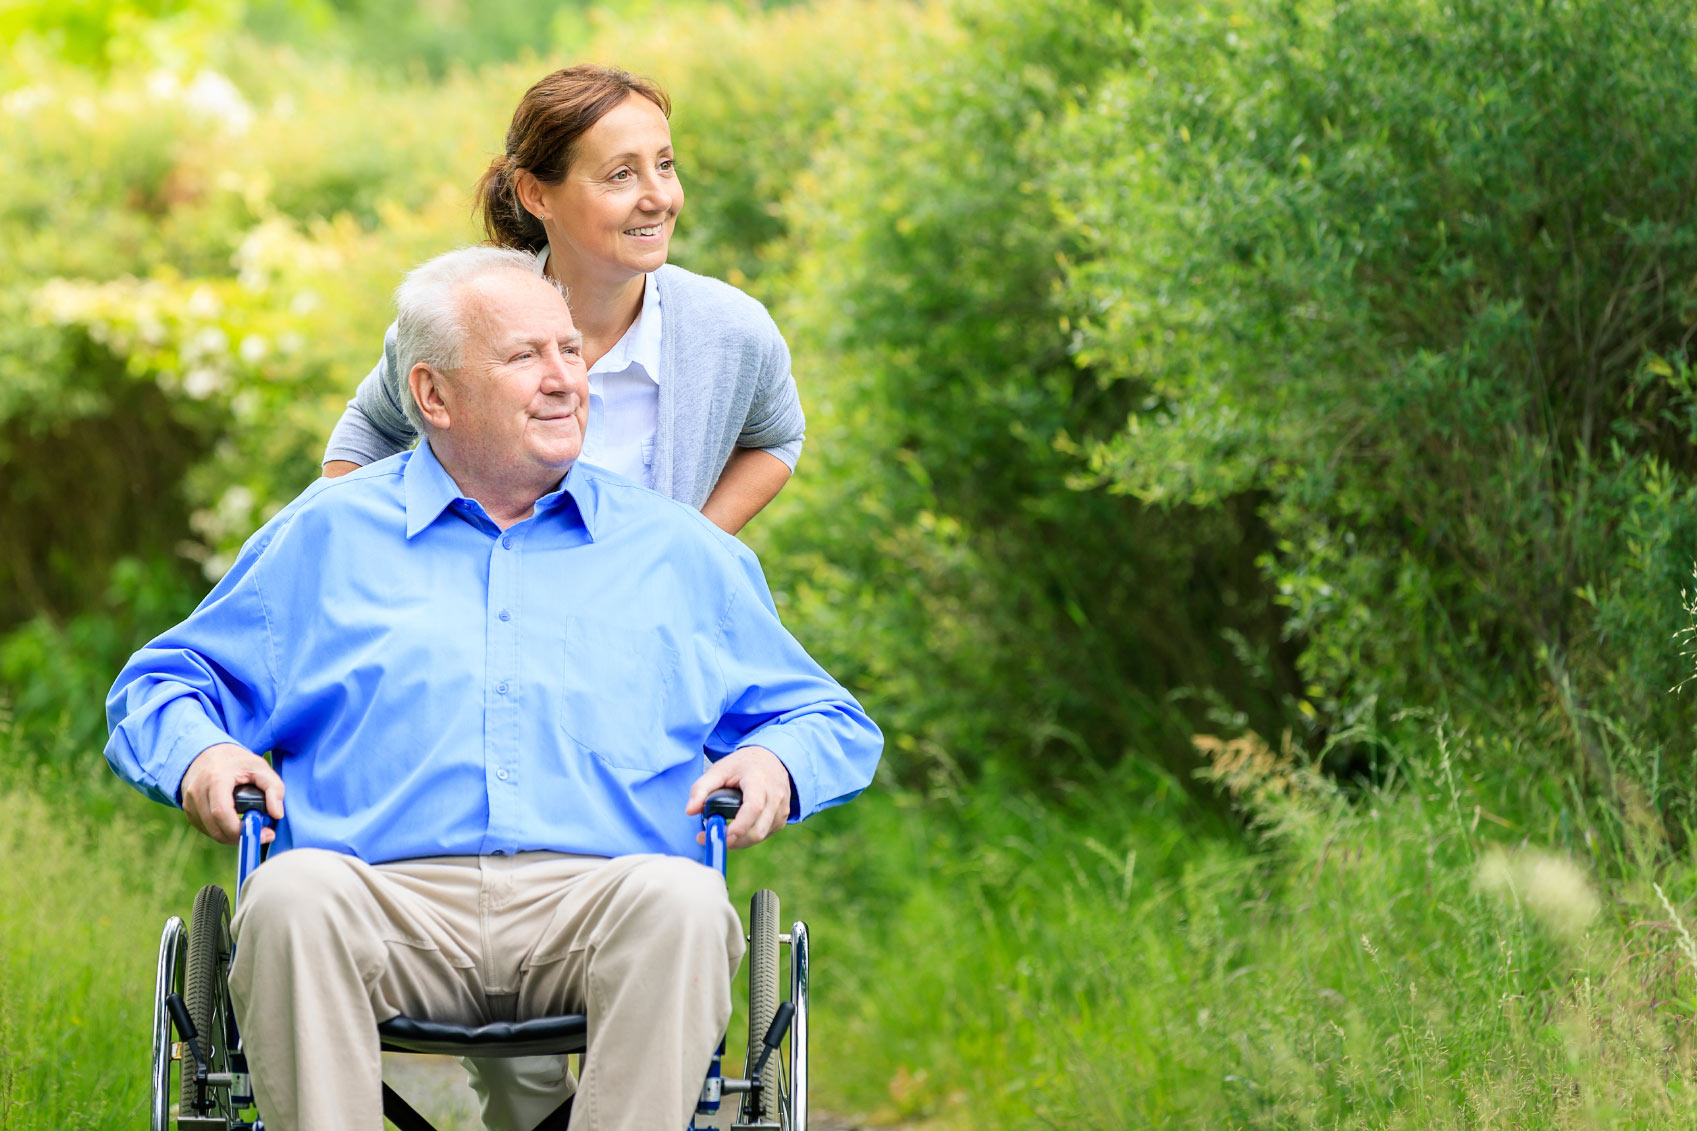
525, 95, 684, 289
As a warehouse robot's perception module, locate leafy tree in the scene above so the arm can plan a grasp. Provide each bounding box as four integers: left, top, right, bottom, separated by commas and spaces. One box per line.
1051, 0, 1697, 814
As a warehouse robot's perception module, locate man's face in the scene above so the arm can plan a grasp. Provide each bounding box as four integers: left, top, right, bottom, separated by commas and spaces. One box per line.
437, 271, 589, 492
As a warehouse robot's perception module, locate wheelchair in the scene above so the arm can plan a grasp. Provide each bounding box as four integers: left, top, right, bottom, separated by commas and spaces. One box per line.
149, 785, 811, 1131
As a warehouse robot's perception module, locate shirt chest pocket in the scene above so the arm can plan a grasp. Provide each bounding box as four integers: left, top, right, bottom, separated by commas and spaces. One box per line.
558, 619, 691, 773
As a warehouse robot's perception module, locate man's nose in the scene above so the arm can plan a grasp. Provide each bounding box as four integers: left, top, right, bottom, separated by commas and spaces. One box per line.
539, 347, 578, 392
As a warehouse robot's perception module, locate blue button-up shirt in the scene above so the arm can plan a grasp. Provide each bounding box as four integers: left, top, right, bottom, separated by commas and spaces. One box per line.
105, 443, 881, 864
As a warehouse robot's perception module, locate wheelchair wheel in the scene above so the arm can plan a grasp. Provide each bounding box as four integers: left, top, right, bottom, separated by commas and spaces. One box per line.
787, 920, 809, 1131
151, 917, 187, 1131
745, 888, 782, 1125
180, 884, 236, 1123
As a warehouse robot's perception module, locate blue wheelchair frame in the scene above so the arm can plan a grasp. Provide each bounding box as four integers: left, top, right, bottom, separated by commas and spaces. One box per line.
150, 787, 810, 1131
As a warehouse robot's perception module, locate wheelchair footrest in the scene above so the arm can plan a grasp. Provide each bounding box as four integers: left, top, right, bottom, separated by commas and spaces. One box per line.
377, 1014, 588, 1058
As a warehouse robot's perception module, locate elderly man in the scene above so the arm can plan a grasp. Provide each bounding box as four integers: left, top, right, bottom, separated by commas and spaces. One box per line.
105, 246, 881, 1131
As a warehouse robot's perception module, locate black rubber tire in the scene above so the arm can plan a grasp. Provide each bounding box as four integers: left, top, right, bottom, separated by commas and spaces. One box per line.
180, 884, 234, 1124
746, 888, 782, 1124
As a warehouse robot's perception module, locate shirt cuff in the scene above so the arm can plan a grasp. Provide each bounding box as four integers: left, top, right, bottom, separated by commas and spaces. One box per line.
154, 703, 240, 805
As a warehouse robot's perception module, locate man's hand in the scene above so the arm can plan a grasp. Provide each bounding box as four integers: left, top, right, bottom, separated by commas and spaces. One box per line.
179, 742, 285, 845
686, 746, 791, 849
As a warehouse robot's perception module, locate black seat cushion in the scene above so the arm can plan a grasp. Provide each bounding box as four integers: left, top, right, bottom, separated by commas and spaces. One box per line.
378, 1014, 588, 1058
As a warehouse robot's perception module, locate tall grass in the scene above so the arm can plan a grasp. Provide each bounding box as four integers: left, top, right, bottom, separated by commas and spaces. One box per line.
0, 761, 222, 1129
9, 712, 1697, 1129
741, 731, 1697, 1128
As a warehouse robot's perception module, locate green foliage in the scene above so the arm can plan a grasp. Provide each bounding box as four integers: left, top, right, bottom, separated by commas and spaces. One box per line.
757, 0, 1301, 790
241, 0, 576, 76
12, 0, 1697, 804
0, 0, 990, 780
1046, 0, 1697, 803
583, 0, 953, 290
0, 0, 239, 73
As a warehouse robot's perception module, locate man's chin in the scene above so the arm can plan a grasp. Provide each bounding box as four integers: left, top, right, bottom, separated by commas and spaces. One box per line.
528, 452, 582, 491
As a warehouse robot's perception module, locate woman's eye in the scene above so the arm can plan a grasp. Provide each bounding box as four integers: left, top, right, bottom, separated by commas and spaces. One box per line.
611, 169, 631, 182
659, 158, 675, 173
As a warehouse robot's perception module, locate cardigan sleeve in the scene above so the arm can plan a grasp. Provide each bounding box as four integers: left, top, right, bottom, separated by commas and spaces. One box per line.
321, 321, 419, 467
735, 326, 806, 469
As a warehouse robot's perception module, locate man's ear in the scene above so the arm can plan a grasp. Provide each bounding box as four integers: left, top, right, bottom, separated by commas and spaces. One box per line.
408, 363, 453, 431
513, 170, 549, 223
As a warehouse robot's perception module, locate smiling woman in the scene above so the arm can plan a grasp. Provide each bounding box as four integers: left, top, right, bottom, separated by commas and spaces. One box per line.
320, 65, 806, 537
510, 94, 684, 292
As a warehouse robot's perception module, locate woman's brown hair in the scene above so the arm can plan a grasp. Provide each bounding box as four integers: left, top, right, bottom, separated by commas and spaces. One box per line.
475, 65, 673, 252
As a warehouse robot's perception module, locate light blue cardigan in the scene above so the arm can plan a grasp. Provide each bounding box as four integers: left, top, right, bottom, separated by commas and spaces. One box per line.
322, 263, 806, 509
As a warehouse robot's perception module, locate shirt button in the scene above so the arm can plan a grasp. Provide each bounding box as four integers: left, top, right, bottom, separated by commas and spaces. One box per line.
502, 536, 514, 549
496, 682, 509, 695
498, 609, 511, 622
496, 769, 509, 781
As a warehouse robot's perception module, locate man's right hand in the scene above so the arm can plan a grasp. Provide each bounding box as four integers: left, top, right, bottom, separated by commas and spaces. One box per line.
180, 742, 285, 845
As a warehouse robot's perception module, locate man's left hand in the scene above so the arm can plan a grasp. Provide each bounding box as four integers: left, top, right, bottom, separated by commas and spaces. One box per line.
687, 746, 791, 849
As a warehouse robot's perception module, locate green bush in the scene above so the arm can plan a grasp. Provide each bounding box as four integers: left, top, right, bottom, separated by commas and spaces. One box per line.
12, 0, 1697, 810
1043, 0, 1697, 809
751, 0, 1302, 789
0, 3, 959, 775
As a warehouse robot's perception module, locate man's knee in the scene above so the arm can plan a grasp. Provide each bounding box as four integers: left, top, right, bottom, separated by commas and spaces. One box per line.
612, 856, 742, 954
234, 847, 369, 939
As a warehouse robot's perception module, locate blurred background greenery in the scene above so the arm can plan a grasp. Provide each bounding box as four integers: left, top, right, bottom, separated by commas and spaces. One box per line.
8, 0, 1697, 1126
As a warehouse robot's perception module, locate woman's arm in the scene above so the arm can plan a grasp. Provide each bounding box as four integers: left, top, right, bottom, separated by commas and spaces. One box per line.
701, 448, 793, 535
321, 323, 419, 475
704, 317, 805, 533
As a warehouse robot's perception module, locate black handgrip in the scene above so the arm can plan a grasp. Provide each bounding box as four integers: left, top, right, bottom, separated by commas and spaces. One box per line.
234, 785, 268, 814
167, 992, 211, 1093
751, 1001, 795, 1078
166, 992, 199, 1043
703, 788, 743, 821
763, 1001, 794, 1050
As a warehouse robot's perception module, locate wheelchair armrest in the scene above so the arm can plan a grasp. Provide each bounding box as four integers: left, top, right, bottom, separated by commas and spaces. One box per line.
703, 788, 743, 822
233, 785, 268, 815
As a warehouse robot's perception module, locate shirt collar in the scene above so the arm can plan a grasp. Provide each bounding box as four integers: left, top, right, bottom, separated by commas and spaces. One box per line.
588, 272, 663, 386
534, 247, 661, 385
404, 439, 599, 541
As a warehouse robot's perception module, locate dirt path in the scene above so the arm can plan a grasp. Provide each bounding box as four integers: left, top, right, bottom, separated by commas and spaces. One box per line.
381, 1053, 867, 1130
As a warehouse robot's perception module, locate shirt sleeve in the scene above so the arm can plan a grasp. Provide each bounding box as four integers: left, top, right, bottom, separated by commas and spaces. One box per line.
322, 321, 419, 467
706, 549, 881, 820
735, 328, 806, 470
104, 534, 281, 808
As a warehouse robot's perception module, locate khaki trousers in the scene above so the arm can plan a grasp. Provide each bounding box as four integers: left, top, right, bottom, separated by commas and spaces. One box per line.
228, 848, 745, 1131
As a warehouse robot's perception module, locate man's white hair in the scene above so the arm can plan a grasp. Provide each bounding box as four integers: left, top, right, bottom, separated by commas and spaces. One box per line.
393, 246, 567, 435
